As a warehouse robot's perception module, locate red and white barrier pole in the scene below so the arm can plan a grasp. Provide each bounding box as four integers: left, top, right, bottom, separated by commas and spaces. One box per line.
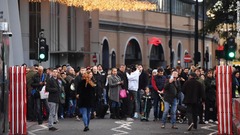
216, 66, 233, 135
9, 66, 27, 135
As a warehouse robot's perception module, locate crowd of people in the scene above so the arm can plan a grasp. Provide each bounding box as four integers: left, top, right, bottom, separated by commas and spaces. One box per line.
24, 63, 239, 132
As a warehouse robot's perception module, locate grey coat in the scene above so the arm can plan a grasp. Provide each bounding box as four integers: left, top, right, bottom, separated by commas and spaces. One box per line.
108, 75, 122, 102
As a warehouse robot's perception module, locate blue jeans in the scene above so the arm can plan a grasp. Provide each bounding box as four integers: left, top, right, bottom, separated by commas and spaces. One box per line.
68, 99, 76, 116
129, 91, 140, 113
80, 107, 92, 127
162, 98, 178, 125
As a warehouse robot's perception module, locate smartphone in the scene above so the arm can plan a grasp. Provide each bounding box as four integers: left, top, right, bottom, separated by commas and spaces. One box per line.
170, 76, 174, 79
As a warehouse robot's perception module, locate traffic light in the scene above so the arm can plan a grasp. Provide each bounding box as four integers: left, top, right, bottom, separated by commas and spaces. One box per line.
38, 37, 49, 62
225, 37, 236, 61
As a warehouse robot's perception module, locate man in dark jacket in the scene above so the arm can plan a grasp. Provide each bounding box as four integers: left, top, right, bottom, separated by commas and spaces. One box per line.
46, 69, 60, 131
117, 64, 132, 120
31, 66, 48, 124
152, 68, 166, 121
182, 72, 205, 131
161, 70, 181, 129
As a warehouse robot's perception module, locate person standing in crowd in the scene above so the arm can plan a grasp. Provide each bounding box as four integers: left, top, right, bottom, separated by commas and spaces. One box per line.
26, 66, 37, 121
195, 68, 206, 124
46, 69, 61, 131
182, 72, 205, 131
59, 72, 67, 119
161, 70, 181, 129
232, 70, 240, 98
138, 64, 149, 114
140, 87, 152, 121
108, 68, 123, 119
31, 66, 48, 125
76, 71, 96, 132
127, 65, 141, 119
92, 65, 104, 118
65, 67, 76, 118
204, 70, 217, 124
152, 68, 166, 121
117, 64, 132, 121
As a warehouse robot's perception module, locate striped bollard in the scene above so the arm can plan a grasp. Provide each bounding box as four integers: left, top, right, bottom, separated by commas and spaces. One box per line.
9, 66, 27, 135
216, 66, 233, 135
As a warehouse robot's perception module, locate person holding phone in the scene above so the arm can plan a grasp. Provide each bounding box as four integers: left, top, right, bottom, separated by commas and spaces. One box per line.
161, 70, 181, 129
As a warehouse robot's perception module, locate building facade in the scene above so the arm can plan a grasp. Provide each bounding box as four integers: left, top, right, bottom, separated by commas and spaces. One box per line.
0, 0, 218, 69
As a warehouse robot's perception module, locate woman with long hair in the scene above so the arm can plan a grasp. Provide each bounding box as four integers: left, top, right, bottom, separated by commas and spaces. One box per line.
76, 71, 96, 132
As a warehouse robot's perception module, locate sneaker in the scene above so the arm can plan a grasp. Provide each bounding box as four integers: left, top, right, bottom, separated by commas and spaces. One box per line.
205, 121, 209, 124
188, 123, 194, 131
60, 115, 64, 119
76, 116, 81, 121
126, 117, 134, 121
49, 127, 58, 131
209, 119, 214, 123
172, 125, 178, 129
83, 127, 89, 132
134, 112, 138, 119
161, 124, 165, 129
215, 121, 218, 124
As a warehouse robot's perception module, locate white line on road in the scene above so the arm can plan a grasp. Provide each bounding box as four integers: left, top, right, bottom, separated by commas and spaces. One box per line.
201, 124, 218, 135
111, 120, 133, 135
28, 124, 48, 135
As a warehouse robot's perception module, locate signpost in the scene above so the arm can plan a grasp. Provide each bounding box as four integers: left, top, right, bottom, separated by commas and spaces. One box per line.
184, 54, 191, 67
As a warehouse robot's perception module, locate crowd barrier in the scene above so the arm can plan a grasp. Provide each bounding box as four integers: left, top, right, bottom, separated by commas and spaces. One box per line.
9, 66, 27, 135
233, 98, 240, 135
216, 66, 233, 135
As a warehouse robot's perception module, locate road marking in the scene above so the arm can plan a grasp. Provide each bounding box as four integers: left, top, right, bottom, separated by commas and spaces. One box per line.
201, 123, 218, 135
28, 124, 48, 135
111, 120, 133, 135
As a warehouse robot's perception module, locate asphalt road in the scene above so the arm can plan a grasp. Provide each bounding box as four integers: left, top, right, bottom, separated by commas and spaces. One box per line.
27, 114, 218, 135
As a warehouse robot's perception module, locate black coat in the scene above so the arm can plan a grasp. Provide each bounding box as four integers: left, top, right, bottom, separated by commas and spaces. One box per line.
46, 77, 60, 103
77, 79, 96, 108
204, 77, 216, 102
164, 80, 181, 103
117, 70, 128, 90
182, 78, 205, 104
139, 70, 149, 90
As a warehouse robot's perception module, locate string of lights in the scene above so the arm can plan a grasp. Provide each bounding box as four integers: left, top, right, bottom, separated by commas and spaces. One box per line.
29, 0, 156, 11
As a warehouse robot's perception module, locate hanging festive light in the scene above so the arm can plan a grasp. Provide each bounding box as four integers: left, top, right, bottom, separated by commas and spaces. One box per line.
29, 0, 156, 11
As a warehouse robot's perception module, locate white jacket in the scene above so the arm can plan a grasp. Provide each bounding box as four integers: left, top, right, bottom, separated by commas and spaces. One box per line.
127, 69, 140, 91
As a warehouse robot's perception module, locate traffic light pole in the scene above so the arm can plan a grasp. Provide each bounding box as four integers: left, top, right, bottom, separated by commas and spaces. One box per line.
169, 0, 173, 68
194, 0, 199, 66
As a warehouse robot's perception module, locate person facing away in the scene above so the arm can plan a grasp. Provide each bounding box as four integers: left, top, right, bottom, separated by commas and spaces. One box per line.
182, 72, 205, 131
76, 71, 96, 132
127, 65, 141, 119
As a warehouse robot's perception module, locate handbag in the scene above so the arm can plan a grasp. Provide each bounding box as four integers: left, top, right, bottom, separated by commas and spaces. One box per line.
119, 89, 127, 99
40, 85, 49, 99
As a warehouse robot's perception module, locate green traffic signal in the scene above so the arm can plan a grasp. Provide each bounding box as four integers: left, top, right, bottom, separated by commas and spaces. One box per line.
228, 52, 235, 58
39, 53, 45, 60
38, 37, 49, 62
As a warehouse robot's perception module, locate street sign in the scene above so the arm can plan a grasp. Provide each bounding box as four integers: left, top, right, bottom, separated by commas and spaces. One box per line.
92, 54, 97, 63
184, 54, 191, 63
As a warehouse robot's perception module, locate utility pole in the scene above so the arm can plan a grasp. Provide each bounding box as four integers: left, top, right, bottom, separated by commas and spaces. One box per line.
194, 0, 199, 66
169, 0, 173, 68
